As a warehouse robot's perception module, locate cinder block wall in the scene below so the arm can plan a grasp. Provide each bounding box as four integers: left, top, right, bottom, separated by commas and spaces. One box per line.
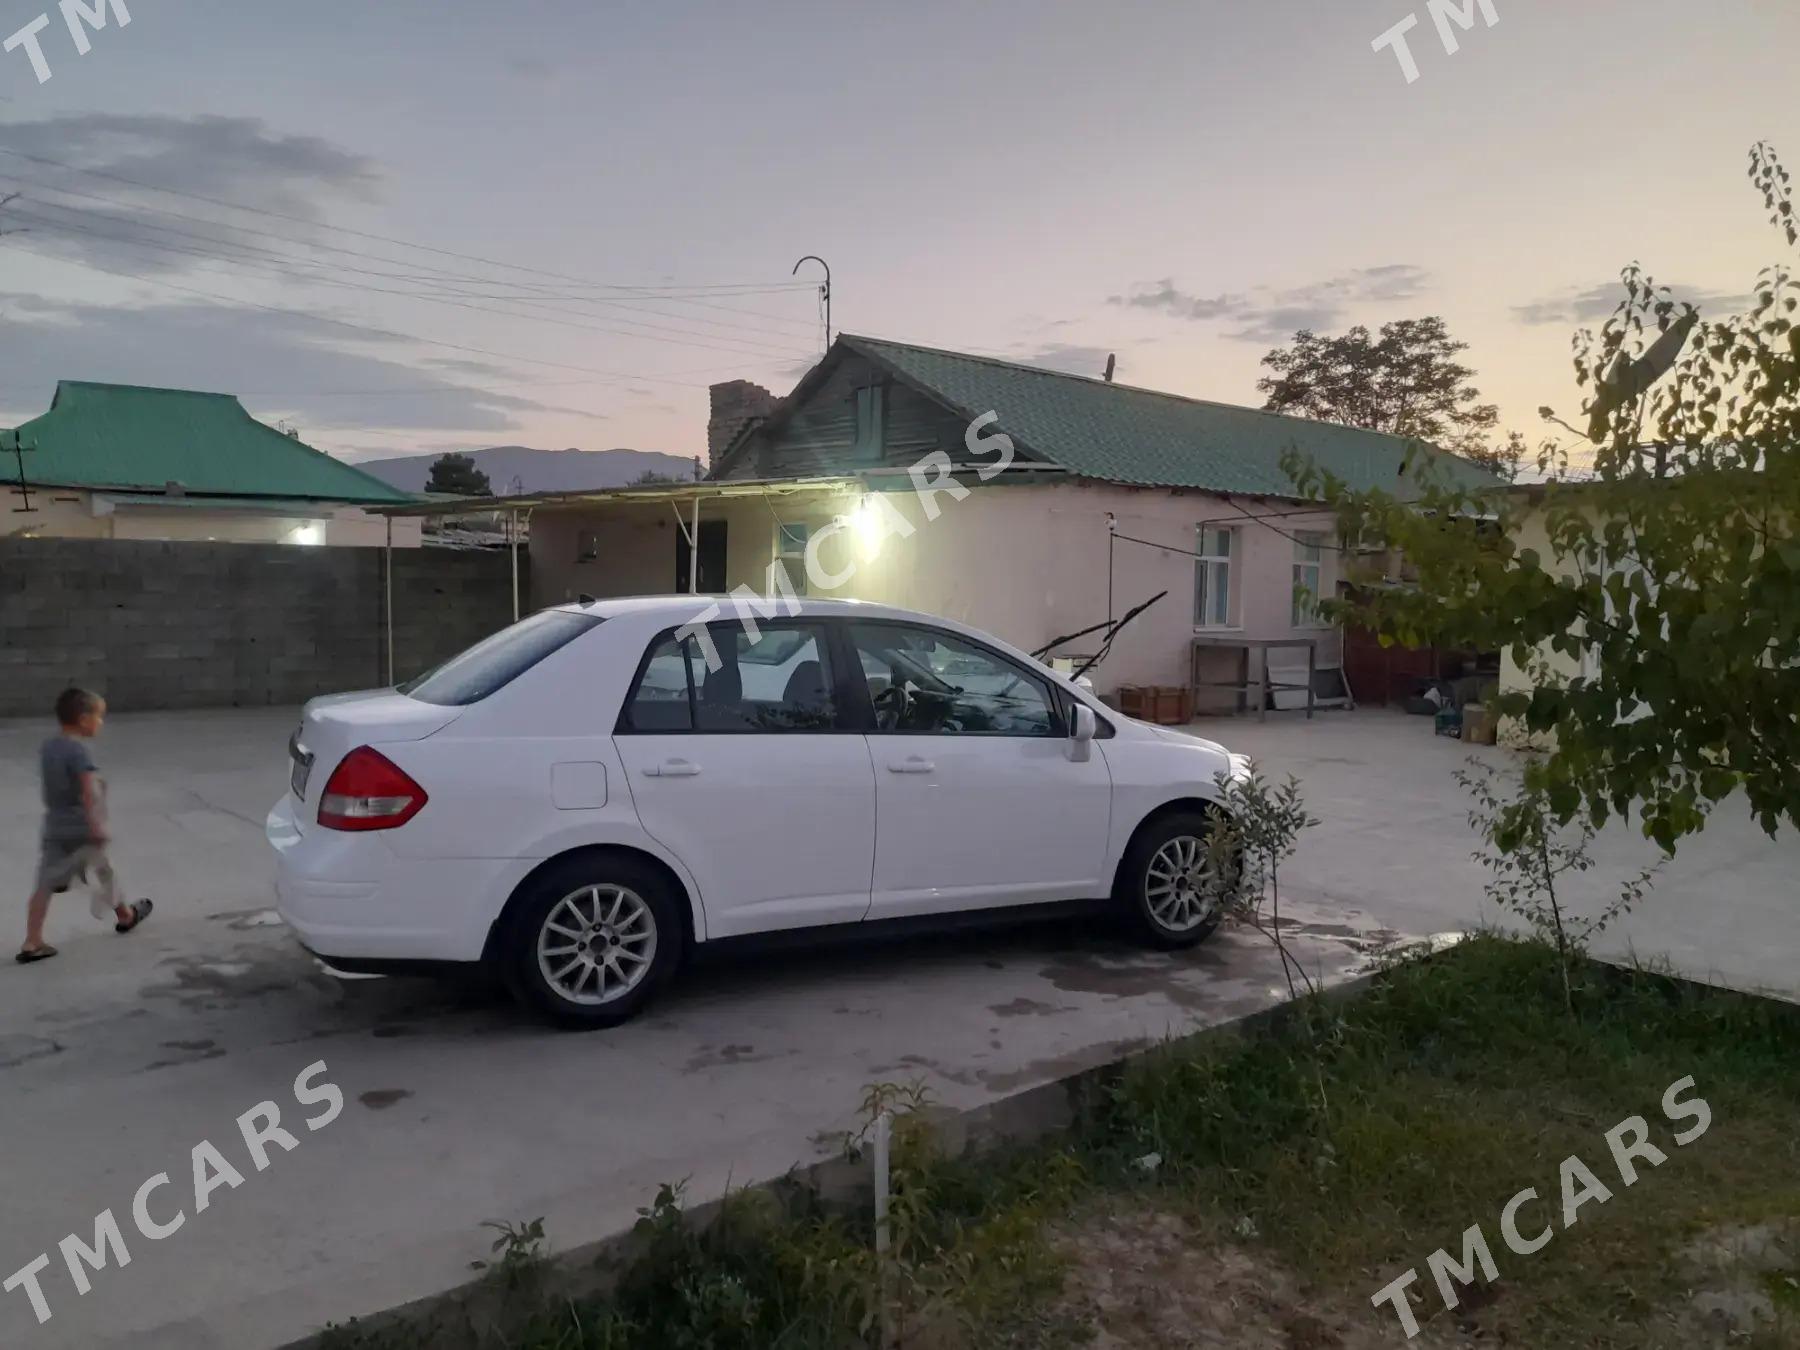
0, 539, 524, 716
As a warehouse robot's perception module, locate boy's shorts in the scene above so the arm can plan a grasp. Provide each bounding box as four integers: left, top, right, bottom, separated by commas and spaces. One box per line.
35, 840, 120, 920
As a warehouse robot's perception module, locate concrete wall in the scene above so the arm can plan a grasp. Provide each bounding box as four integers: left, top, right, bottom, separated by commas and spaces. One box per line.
529, 481, 1340, 700
0, 538, 519, 717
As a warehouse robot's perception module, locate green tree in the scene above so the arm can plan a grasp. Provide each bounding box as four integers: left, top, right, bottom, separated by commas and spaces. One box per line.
1287, 143, 1800, 852
1257, 316, 1502, 463
629, 468, 681, 486
425, 452, 492, 496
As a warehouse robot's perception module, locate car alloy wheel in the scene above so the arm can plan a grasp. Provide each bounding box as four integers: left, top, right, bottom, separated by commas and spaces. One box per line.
1143, 834, 1219, 933
536, 883, 658, 1006
1118, 808, 1226, 951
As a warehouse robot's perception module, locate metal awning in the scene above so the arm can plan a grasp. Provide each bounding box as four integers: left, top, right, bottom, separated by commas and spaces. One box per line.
92, 492, 343, 515
364, 475, 867, 519
361, 464, 1066, 519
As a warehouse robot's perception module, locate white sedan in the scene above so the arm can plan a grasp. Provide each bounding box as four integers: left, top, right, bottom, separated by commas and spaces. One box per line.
267, 596, 1250, 1027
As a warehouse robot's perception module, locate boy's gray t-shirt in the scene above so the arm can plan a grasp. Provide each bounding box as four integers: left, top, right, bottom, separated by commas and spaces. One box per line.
41, 735, 101, 843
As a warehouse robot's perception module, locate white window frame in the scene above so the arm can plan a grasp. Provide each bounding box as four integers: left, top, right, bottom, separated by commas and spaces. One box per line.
1194, 525, 1238, 629
774, 520, 810, 595
1292, 530, 1329, 628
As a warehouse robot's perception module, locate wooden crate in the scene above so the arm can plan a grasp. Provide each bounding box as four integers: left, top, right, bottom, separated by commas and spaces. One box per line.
1113, 685, 1193, 724
1148, 686, 1194, 725
1115, 685, 1150, 719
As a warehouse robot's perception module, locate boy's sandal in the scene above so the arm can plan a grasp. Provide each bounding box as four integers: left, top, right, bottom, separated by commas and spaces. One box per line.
15, 946, 58, 964
116, 899, 154, 934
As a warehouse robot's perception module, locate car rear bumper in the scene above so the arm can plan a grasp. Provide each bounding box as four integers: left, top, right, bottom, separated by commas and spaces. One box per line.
267, 795, 517, 963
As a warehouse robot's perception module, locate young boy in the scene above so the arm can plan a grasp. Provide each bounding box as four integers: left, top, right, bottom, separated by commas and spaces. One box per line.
15, 688, 153, 964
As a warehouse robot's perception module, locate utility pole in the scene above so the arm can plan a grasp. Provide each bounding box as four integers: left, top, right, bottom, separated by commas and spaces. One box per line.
6, 429, 37, 513
793, 255, 831, 347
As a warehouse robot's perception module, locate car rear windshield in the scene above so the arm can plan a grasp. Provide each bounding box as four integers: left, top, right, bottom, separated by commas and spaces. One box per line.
399, 610, 602, 706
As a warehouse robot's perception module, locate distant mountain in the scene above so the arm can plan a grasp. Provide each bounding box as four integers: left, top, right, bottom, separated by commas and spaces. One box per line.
353, 446, 698, 495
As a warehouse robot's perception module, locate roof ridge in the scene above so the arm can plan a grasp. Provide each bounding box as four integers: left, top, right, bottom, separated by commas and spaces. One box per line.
840, 333, 1432, 449
57, 379, 240, 399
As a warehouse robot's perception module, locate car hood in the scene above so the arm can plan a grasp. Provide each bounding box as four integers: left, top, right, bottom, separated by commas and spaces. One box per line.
1124, 719, 1253, 782
1134, 720, 1232, 753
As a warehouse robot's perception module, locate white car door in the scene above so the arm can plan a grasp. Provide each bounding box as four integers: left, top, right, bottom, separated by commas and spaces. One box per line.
613, 620, 876, 939
848, 620, 1113, 920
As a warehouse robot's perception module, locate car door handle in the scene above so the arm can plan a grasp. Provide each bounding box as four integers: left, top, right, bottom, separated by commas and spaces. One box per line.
647, 759, 702, 778
887, 757, 935, 774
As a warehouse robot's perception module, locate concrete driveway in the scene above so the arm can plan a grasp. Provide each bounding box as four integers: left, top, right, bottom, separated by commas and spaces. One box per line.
1220, 707, 1798, 1004
3, 705, 1791, 1348
1, 706, 1402, 1350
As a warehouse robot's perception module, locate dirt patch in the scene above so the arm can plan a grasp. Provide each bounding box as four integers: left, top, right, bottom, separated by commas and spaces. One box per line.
1677, 1219, 1800, 1343
1037, 1206, 1465, 1349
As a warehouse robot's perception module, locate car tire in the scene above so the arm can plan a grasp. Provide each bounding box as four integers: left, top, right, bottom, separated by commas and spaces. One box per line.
499, 852, 684, 1029
1117, 808, 1229, 951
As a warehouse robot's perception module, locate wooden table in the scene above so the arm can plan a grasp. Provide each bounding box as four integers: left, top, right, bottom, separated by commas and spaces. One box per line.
1190, 635, 1318, 722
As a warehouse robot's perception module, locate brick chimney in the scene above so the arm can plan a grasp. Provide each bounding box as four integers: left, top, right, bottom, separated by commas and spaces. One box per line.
707, 380, 777, 472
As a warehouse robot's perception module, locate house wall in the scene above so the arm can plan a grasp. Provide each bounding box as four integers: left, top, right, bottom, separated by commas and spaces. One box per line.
1498, 498, 1595, 701
2, 488, 423, 547
717, 353, 972, 481
0, 537, 514, 716
529, 481, 1341, 705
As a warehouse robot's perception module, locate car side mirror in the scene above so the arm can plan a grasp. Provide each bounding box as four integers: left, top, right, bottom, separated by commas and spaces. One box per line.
1068, 704, 1096, 761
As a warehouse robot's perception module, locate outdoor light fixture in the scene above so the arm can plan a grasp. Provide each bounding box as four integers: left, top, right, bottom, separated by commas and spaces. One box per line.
288, 524, 324, 547
849, 495, 886, 562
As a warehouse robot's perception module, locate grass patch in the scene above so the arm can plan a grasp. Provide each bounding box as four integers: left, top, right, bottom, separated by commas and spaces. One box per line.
317, 934, 1800, 1349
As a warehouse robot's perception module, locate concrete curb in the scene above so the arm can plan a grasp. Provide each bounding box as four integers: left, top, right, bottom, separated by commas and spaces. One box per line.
279, 965, 1390, 1350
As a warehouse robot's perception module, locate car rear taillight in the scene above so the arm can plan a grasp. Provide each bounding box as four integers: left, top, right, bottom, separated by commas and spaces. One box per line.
317, 747, 428, 832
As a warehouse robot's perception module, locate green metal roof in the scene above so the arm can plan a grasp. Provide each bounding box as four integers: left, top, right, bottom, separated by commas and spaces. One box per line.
5, 381, 412, 505
842, 335, 1497, 496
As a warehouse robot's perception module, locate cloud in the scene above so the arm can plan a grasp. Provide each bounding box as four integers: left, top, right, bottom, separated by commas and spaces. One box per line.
420, 356, 514, 379
777, 355, 824, 381
1010, 342, 1119, 376
0, 294, 601, 435
0, 113, 379, 275
1108, 265, 1433, 342
1512, 280, 1756, 326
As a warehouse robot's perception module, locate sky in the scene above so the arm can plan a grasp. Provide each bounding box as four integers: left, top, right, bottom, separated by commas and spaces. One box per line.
1, 0, 1796, 466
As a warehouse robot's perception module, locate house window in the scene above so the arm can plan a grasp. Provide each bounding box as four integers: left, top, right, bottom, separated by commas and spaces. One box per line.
853, 385, 885, 460
1292, 531, 1327, 626
774, 521, 810, 595
1194, 526, 1236, 627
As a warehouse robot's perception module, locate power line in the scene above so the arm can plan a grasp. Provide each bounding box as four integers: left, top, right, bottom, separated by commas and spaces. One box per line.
0, 170, 821, 336
7, 245, 763, 391
5, 202, 818, 360
8, 211, 818, 364
0, 145, 818, 300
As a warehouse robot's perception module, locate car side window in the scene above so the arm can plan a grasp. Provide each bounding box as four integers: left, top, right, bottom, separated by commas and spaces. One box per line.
618, 623, 839, 733
618, 633, 696, 732
847, 622, 1057, 737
